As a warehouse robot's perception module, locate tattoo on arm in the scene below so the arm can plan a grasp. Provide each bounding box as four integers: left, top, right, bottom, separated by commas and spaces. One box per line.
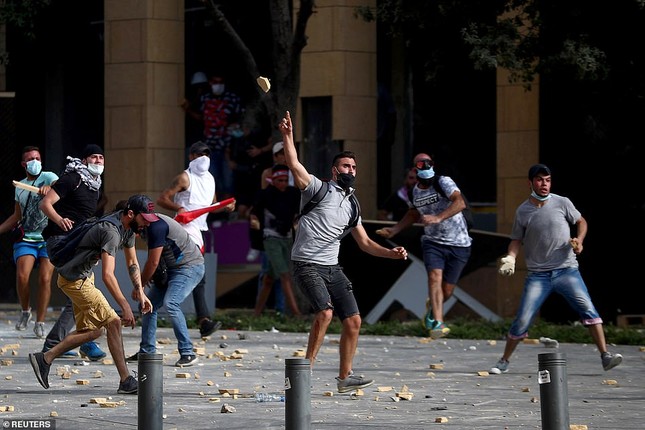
128, 263, 142, 289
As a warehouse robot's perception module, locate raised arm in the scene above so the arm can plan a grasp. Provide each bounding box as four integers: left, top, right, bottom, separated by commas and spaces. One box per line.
279, 111, 311, 190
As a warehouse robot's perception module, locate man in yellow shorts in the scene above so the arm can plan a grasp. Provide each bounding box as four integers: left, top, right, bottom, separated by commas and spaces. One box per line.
29, 195, 156, 394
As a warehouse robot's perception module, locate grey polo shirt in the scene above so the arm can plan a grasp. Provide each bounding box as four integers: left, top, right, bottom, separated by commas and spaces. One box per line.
291, 175, 361, 265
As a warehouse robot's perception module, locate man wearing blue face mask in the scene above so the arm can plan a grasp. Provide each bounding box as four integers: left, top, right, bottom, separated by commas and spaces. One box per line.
0, 146, 58, 337
378, 153, 472, 339
38, 144, 108, 360
490, 164, 622, 374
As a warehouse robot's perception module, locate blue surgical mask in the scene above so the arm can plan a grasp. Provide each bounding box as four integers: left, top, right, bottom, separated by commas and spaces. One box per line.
416, 167, 435, 180
531, 187, 551, 201
26, 159, 42, 176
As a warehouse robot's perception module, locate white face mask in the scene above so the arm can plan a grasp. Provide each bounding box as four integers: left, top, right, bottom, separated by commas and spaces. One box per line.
189, 155, 210, 174
211, 84, 225, 95
26, 159, 42, 176
87, 163, 104, 176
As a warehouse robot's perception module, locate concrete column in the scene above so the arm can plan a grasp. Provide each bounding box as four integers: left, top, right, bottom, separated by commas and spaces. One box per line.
300, 0, 378, 217
103, 0, 185, 204
495, 67, 539, 317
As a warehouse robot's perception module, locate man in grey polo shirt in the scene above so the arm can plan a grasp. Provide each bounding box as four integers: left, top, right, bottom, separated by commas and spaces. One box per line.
278, 111, 408, 393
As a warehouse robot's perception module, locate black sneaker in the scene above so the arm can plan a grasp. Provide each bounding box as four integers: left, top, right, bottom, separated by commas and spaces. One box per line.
29, 352, 51, 389
199, 319, 222, 337
126, 352, 140, 362
117, 375, 138, 394
175, 355, 198, 367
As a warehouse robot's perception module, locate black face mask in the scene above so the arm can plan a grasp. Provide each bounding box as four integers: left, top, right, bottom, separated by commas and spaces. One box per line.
336, 172, 356, 189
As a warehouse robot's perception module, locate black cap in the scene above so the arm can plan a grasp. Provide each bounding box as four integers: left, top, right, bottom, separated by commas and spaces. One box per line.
126, 194, 160, 222
189, 141, 210, 156
528, 164, 551, 180
81, 144, 104, 160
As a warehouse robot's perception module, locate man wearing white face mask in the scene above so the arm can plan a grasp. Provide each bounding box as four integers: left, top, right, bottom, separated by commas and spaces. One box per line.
156, 141, 234, 338
0, 146, 58, 337
197, 73, 244, 199
38, 143, 108, 360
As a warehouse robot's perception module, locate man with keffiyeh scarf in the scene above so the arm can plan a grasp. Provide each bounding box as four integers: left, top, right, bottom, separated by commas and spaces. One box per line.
38, 144, 109, 361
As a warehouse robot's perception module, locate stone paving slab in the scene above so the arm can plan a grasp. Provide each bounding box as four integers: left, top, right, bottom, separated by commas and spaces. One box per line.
0, 312, 643, 429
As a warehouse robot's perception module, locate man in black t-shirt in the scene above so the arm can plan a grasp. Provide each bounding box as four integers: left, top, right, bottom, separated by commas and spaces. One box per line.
39, 144, 108, 360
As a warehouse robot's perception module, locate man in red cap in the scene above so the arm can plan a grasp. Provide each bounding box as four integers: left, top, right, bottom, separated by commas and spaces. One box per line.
29, 194, 155, 394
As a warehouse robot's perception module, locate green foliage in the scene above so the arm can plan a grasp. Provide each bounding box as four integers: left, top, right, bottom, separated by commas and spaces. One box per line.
355, 0, 639, 87
187, 310, 645, 346
0, 0, 51, 65
0, 0, 51, 38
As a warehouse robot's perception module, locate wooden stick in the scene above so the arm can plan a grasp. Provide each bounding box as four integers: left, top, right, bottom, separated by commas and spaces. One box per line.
12, 180, 39, 193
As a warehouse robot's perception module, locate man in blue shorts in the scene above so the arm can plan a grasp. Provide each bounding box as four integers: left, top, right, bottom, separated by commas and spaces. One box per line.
0, 146, 58, 337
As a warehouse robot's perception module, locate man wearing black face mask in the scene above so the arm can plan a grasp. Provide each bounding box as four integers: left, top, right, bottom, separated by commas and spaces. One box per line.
278, 111, 408, 394
378, 153, 472, 339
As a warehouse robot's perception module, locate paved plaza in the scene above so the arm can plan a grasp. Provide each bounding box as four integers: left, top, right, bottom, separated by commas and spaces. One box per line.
0, 310, 643, 429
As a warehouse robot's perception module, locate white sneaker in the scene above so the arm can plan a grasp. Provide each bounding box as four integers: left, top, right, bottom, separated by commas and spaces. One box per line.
34, 322, 46, 338
246, 249, 260, 262
16, 309, 32, 331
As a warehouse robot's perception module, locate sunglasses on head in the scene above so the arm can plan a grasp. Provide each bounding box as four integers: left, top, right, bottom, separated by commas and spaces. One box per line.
415, 159, 434, 170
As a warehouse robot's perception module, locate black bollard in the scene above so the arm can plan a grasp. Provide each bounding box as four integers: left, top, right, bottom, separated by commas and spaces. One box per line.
537, 352, 569, 430
285, 358, 311, 430
138, 353, 163, 430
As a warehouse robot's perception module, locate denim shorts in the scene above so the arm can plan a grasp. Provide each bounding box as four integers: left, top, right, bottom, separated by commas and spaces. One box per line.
421, 237, 471, 284
292, 261, 359, 320
13, 240, 49, 264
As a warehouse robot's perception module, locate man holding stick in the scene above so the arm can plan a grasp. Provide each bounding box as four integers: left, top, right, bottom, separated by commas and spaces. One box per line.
1, 146, 58, 337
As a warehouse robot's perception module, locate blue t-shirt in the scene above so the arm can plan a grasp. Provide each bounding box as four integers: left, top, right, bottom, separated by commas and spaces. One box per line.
16, 172, 59, 242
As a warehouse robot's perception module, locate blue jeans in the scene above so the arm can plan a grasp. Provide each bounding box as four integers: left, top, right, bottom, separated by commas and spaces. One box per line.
508, 267, 602, 339
139, 264, 205, 356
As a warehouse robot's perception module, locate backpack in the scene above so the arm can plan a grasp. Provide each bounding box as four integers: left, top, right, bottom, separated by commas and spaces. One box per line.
49, 215, 120, 267
408, 176, 475, 231
297, 181, 361, 232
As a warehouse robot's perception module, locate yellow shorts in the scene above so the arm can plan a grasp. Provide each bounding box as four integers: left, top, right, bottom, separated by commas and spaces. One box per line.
58, 272, 119, 332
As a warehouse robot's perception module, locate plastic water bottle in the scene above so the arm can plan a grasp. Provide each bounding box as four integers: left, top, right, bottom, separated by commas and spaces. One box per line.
255, 392, 285, 402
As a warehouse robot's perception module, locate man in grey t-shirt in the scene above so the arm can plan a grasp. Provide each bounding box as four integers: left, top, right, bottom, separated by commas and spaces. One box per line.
278, 111, 408, 393
490, 164, 622, 374
28, 195, 155, 394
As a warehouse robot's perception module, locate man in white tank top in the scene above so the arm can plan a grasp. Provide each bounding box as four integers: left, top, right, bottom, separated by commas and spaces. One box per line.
157, 141, 231, 337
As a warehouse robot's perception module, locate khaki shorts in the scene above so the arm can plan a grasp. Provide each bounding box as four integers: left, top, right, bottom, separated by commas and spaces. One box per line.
58, 272, 119, 332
